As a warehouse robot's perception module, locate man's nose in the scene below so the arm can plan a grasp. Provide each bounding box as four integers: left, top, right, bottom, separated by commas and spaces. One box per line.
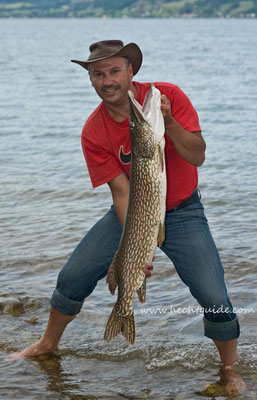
103, 73, 113, 86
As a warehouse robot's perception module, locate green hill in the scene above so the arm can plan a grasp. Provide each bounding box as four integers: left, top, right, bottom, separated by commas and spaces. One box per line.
0, 0, 256, 18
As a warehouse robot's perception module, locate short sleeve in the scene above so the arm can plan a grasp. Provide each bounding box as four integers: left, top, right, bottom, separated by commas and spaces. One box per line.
168, 85, 201, 132
82, 131, 123, 188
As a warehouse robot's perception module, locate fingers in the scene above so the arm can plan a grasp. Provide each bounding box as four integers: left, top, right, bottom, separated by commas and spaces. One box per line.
143, 257, 156, 277
143, 266, 152, 278
160, 94, 172, 124
161, 94, 170, 106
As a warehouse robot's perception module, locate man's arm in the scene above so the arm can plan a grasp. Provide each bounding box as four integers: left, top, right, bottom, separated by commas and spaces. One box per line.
161, 94, 206, 167
107, 172, 130, 226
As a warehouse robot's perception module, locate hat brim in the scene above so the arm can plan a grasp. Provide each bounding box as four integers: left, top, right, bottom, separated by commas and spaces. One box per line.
71, 42, 142, 76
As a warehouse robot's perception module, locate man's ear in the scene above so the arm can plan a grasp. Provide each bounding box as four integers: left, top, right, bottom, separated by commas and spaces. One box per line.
128, 63, 134, 80
88, 71, 93, 86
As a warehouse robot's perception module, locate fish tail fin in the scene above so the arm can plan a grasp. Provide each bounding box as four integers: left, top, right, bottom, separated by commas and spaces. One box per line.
157, 222, 165, 247
104, 307, 122, 342
137, 277, 147, 303
104, 306, 135, 345
121, 312, 135, 345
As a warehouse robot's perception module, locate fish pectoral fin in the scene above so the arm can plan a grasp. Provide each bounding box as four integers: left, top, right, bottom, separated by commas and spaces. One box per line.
104, 307, 135, 345
157, 222, 165, 247
137, 277, 147, 304
106, 255, 118, 295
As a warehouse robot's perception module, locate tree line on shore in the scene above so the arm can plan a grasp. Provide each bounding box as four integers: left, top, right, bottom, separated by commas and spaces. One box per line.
0, 0, 256, 18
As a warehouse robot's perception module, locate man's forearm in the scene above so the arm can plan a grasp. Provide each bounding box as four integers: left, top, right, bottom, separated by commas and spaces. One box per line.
165, 117, 206, 167
160, 94, 206, 167
108, 172, 130, 227
113, 193, 129, 227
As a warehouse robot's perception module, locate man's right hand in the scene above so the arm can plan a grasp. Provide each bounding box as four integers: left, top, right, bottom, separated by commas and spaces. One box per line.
143, 255, 156, 277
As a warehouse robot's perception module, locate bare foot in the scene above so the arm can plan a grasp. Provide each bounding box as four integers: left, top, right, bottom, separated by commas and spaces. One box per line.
224, 365, 246, 395
6, 340, 56, 361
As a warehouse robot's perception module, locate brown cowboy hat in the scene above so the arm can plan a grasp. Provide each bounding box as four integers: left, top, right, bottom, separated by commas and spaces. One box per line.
71, 40, 143, 76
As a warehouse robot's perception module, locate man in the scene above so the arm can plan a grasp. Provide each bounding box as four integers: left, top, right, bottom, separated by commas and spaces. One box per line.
12, 40, 243, 394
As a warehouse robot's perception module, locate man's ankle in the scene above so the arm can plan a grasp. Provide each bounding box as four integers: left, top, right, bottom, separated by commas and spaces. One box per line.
38, 338, 58, 354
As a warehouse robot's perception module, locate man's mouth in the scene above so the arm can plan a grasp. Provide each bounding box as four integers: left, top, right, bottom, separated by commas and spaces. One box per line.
103, 86, 119, 94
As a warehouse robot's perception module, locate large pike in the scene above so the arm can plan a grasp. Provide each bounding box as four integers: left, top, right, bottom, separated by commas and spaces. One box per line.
104, 83, 166, 344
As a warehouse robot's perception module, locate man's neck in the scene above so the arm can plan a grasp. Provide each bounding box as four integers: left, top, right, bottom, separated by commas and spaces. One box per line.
105, 82, 137, 123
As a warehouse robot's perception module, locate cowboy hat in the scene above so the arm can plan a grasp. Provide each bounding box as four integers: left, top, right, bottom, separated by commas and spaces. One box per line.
71, 40, 142, 76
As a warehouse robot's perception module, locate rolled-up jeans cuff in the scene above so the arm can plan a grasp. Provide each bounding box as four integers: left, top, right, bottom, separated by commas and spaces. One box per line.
203, 316, 240, 341
50, 288, 83, 316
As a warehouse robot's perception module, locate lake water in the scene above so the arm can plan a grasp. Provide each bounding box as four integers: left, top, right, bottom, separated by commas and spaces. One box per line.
0, 17, 257, 399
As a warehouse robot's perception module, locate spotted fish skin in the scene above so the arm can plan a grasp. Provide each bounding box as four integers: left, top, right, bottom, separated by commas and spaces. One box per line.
104, 83, 166, 345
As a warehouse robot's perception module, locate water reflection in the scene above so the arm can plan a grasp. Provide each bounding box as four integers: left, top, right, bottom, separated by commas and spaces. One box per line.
30, 354, 86, 400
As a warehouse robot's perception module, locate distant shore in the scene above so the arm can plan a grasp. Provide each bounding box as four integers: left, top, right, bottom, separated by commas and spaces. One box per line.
0, 14, 256, 19
0, 0, 256, 19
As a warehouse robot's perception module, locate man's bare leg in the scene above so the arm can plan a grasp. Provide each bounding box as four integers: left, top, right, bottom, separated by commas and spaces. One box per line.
8, 307, 75, 360
213, 338, 246, 395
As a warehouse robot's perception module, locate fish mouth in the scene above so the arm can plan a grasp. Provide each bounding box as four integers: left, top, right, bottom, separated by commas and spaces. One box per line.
128, 84, 165, 141
128, 90, 147, 125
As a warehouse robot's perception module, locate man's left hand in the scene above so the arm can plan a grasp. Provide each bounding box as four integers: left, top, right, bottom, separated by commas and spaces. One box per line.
161, 94, 173, 126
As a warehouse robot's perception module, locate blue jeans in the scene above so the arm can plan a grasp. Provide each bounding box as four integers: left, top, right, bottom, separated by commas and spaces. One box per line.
51, 196, 240, 342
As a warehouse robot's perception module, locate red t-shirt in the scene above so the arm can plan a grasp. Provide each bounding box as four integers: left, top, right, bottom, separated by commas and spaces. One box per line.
81, 81, 201, 210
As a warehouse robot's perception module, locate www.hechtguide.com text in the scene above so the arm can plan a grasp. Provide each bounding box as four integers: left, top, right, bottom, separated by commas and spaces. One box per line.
140, 304, 255, 315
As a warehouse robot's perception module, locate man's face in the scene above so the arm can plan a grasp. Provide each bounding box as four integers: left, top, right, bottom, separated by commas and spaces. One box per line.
89, 56, 133, 106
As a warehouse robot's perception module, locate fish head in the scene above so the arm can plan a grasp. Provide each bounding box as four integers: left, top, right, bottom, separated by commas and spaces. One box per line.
128, 84, 165, 159
128, 94, 152, 158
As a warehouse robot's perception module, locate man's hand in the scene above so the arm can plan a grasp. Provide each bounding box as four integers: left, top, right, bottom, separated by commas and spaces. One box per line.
161, 94, 173, 127
143, 256, 156, 277
143, 264, 153, 277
